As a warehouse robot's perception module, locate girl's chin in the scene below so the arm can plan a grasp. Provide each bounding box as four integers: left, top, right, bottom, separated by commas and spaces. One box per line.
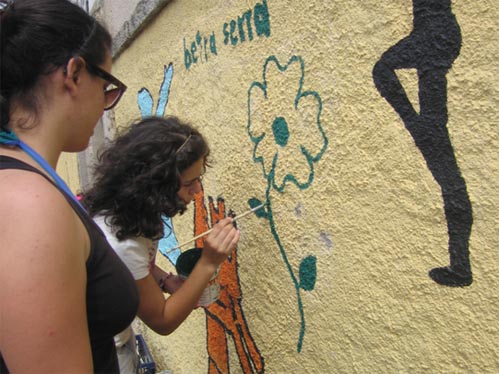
180, 197, 193, 205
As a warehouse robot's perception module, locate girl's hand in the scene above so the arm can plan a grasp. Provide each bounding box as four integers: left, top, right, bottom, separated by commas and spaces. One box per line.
159, 272, 184, 294
201, 217, 240, 267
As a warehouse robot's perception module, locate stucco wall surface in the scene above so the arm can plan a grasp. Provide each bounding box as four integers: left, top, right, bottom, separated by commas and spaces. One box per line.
57, 152, 80, 193
110, 0, 499, 373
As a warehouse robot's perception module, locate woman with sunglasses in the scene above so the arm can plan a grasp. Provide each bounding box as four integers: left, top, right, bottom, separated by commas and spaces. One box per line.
81, 116, 240, 374
0, 1, 137, 373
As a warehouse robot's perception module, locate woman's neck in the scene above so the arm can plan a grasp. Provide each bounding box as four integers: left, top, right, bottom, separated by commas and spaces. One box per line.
6, 112, 64, 169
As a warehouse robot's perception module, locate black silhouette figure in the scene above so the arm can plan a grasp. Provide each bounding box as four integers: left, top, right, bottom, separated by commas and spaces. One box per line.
373, 0, 473, 287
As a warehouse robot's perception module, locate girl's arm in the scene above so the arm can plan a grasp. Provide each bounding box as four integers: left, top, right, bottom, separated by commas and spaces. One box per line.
135, 217, 239, 335
0, 172, 93, 373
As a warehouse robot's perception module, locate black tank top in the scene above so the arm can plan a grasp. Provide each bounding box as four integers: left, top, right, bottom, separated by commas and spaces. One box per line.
0, 156, 139, 374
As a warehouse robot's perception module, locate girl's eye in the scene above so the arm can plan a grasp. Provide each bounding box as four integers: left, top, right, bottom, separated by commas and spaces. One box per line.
181, 175, 204, 188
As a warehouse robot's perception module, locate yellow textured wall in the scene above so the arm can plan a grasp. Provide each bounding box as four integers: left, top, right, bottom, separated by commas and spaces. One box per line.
112, 1, 499, 373
57, 152, 80, 193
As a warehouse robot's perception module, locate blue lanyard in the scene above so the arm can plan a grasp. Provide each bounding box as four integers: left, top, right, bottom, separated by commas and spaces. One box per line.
0, 129, 84, 210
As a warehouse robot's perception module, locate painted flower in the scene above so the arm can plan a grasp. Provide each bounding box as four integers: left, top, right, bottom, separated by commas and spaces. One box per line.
247, 55, 327, 192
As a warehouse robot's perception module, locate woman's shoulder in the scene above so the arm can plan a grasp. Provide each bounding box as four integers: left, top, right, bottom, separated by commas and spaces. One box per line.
0, 169, 90, 262
0, 168, 77, 217
0, 170, 92, 373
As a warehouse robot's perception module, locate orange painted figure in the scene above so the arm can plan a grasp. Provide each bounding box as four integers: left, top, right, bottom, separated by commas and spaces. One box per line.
193, 190, 265, 374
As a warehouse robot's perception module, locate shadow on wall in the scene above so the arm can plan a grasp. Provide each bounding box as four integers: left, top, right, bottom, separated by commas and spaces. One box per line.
372, 0, 473, 287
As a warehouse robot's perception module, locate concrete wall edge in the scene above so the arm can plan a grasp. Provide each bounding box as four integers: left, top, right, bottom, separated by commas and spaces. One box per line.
91, 0, 173, 59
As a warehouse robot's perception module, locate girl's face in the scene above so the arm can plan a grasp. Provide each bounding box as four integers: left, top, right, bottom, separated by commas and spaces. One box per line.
177, 157, 205, 204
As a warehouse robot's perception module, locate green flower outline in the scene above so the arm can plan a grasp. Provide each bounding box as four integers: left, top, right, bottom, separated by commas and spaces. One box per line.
246, 55, 328, 352
247, 55, 328, 192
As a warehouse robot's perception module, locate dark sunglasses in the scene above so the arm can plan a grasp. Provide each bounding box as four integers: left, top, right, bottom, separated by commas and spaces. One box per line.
85, 61, 127, 110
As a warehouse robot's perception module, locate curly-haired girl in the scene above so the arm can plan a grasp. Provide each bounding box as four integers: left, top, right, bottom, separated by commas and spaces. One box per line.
81, 115, 240, 373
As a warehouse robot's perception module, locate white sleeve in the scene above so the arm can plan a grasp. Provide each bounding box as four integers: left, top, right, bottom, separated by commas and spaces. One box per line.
93, 215, 151, 280
112, 238, 151, 280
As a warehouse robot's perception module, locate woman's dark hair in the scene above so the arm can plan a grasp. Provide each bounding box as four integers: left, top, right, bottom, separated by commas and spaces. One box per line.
0, 0, 112, 130
81, 116, 211, 241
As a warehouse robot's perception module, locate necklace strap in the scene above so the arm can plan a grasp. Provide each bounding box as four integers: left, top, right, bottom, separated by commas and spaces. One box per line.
0, 129, 21, 146
0, 129, 84, 210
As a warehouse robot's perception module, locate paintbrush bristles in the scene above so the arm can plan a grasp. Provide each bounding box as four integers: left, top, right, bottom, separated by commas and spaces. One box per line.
165, 203, 265, 253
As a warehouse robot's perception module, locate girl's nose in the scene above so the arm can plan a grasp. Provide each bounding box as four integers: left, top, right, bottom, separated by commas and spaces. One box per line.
191, 178, 202, 194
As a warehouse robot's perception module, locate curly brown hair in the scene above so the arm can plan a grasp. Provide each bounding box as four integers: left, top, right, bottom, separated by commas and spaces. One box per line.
81, 116, 210, 241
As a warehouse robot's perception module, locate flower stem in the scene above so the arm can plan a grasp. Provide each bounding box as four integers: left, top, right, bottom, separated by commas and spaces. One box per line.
265, 182, 306, 352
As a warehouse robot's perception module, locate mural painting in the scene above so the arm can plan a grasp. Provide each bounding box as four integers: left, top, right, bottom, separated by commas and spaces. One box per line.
247, 55, 328, 352
183, 0, 270, 71
193, 191, 265, 374
137, 64, 264, 373
373, 0, 473, 287
108, 0, 499, 371
140, 0, 328, 360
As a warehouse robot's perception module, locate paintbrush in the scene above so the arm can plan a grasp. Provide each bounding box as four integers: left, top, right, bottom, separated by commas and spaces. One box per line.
165, 203, 266, 253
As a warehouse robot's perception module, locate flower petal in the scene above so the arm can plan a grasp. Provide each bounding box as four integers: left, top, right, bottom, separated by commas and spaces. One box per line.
272, 142, 314, 191
247, 55, 328, 190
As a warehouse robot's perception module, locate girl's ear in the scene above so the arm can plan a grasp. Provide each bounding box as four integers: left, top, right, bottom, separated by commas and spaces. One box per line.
63, 57, 85, 92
